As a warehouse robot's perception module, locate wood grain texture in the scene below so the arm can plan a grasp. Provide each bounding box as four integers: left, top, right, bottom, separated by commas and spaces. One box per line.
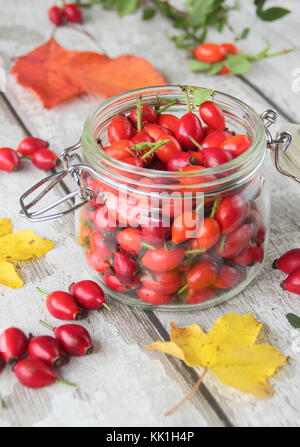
0, 0, 299, 427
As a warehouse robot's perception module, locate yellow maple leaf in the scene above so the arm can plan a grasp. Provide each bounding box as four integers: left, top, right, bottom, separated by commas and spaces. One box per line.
0, 262, 24, 289
0, 218, 13, 237
0, 230, 54, 262
147, 313, 286, 398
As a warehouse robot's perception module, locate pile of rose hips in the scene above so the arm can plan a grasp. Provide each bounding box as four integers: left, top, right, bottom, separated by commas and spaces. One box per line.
194, 42, 239, 75
38, 279, 111, 320
78, 93, 265, 306
48, 3, 82, 26
273, 249, 300, 295
0, 280, 106, 390
0, 137, 58, 172
0, 323, 92, 389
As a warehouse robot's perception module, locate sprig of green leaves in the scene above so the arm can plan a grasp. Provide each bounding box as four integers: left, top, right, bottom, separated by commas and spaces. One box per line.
190, 42, 293, 76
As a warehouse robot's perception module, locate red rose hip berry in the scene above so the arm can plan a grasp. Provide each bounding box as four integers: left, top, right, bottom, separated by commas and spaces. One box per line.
63, 3, 82, 23
69, 280, 111, 311
37, 288, 82, 321
281, 268, 300, 295
0, 148, 21, 172
40, 321, 93, 357
0, 328, 28, 363
273, 249, 300, 274
194, 43, 226, 63
17, 137, 49, 156
199, 101, 226, 131
48, 6, 65, 25
28, 336, 63, 367
31, 149, 58, 170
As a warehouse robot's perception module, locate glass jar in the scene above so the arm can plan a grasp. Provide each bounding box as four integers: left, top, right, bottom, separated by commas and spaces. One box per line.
20, 86, 295, 311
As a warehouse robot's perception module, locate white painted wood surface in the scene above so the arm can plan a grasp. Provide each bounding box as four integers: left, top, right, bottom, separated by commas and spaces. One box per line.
0, 0, 300, 427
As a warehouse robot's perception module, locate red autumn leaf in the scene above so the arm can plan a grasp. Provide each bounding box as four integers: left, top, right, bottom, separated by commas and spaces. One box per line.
11, 37, 167, 109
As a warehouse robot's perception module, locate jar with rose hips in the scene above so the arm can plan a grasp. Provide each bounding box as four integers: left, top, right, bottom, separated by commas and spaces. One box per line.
21, 86, 292, 310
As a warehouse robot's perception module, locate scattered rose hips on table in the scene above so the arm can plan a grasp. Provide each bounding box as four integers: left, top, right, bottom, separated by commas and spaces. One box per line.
273, 249, 300, 295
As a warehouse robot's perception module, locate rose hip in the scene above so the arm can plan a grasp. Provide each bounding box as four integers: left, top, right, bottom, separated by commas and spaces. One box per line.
216, 224, 253, 258
273, 249, 300, 274
142, 246, 185, 273
90, 232, 113, 260
86, 251, 111, 272
108, 115, 135, 143
214, 264, 242, 289
220, 135, 252, 157
48, 6, 65, 25
0, 328, 28, 363
114, 252, 137, 286
137, 288, 173, 305
201, 130, 232, 148
141, 271, 183, 294
184, 287, 216, 304
216, 194, 249, 235
63, 3, 82, 23
199, 101, 225, 131
202, 147, 233, 168
28, 336, 63, 367
0, 148, 21, 172
104, 271, 127, 292
14, 359, 65, 389
157, 114, 179, 134
17, 137, 49, 156
117, 228, 143, 254
166, 152, 199, 171
37, 288, 82, 321
187, 262, 218, 290
69, 280, 110, 311
175, 112, 203, 149
129, 106, 157, 125
281, 268, 300, 295
40, 321, 93, 357
31, 148, 58, 170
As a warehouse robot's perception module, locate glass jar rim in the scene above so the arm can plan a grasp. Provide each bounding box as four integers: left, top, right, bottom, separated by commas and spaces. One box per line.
81, 85, 267, 192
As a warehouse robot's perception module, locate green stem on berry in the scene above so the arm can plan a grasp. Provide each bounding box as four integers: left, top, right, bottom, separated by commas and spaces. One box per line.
219, 235, 226, 253
210, 198, 221, 218
36, 287, 48, 297
178, 284, 188, 294
39, 320, 53, 331
157, 99, 179, 114
195, 201, 204, 213
180, 86, 192, 112
56, 379, 76, 387
141, 140, 170, 160
185, 248, 206, 256
141, 242, 156, 250
136, 96, 143, 132
103, 302, 112, 312
188, 136, 202, 150
108, 257, 114, 265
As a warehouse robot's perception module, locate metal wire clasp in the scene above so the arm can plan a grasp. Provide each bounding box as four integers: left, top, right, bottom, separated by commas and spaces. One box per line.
19, 142, 94, 222
261, 109, 297, 183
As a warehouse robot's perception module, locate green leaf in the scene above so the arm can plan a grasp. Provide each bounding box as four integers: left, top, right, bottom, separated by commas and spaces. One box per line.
189, 59, 211, 72
236, 27, 250, 41
286, 313, 300, 329
117, 0, 139, 16
225, 54, 252, 75
206, 62, 223, 75
257, 6, 290, 21
142, 7, 156, 20
192, 88, 215, 107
